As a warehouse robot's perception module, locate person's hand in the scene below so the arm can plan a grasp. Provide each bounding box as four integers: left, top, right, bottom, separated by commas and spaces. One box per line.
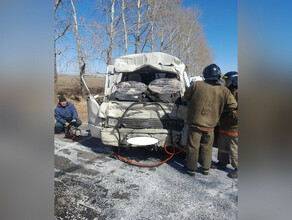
64, 122, 70, 127
71, 119, 76, 123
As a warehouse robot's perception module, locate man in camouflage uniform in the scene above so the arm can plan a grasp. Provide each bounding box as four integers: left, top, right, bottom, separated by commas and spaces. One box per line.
211, 71, 238, 178
184, 64, 237, 176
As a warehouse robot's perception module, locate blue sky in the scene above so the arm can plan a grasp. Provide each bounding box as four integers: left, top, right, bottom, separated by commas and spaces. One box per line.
57, 0, 237, 75
183, 0, 237, 74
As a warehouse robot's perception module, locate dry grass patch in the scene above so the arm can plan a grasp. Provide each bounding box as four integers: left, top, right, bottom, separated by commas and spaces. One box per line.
71, 99, 88, 122
56, 75, 105, 98
54, 75, 105, 123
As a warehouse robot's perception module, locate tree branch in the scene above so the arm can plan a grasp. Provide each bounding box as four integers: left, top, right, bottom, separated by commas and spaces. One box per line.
54, 23, 70, 41
59, 6, 73, 16
54, 0, 62, 14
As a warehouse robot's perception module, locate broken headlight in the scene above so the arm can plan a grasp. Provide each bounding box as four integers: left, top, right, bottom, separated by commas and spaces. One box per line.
107, 117, 119, 127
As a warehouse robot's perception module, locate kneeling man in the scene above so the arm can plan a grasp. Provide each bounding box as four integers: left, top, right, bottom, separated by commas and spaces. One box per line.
54, 96, 82, 134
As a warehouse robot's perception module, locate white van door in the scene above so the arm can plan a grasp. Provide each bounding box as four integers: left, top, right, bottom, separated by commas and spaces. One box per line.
81, 74, 102, 138
104, 65, 115, 95
87, 94, 102, 138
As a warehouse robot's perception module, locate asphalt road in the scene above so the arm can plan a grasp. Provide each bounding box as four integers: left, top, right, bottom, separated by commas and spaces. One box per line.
54, 124, 238, 220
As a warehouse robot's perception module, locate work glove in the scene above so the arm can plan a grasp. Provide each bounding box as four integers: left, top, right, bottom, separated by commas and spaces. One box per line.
64, 122, 70, 127
71, 119, 76, 124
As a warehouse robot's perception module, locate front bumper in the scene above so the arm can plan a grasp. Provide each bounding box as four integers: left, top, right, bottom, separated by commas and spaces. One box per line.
99, 127, 187, 147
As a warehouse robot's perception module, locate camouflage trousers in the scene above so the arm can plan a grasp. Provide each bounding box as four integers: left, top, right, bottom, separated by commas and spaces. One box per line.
217, 133, 238, 169
186, 126, 214, 171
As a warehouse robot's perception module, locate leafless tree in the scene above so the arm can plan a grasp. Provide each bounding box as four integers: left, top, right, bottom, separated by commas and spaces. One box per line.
69, 0, 84, 94
163, 6, 213, 76
56, 0, 84, 94
121, 0, 129, 54
55, 0, 214, 81
54, 0, 70, 86
146, 0, 161, 52
95, 0, 125, 65
56, 0, 104, 95
127, 0, 151, 53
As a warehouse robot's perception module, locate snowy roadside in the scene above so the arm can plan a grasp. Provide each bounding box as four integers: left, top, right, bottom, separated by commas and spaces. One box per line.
54, 135, 238, 220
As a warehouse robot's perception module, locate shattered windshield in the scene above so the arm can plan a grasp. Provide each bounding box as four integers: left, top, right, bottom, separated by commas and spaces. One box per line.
116, 78, 182, 95
111, 71, 183, 103
116, 81, 147, 94
120, 72, 178, 85
148, 78, 182, 94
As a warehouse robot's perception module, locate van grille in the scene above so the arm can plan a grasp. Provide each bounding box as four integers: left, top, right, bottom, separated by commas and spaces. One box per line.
119, 118, 184, 131
120, 118, 162, 129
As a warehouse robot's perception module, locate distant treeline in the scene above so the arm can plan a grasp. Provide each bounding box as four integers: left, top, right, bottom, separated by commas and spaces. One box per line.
55, 0, 214, 78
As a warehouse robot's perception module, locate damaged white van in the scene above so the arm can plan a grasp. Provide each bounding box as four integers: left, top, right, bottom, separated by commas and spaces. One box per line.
82, 52, 190, 149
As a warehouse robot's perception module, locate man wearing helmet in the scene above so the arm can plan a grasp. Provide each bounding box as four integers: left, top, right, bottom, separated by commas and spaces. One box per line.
211, 71, 238, 178
184, 64, 237, 176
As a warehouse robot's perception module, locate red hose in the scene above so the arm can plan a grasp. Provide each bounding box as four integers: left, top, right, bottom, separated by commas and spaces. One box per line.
68, 130, 185, 166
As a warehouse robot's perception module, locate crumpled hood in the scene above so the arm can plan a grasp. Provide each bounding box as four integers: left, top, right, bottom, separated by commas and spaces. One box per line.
114, 52, 186, 76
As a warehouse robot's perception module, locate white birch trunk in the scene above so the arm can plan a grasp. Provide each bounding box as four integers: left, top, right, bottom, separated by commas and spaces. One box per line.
135, 0, 141, 53
122, 0, 128, 55
70, 0, 84, 95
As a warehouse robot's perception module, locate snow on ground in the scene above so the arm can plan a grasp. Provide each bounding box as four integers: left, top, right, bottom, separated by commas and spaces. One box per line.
54, 135, 238, 220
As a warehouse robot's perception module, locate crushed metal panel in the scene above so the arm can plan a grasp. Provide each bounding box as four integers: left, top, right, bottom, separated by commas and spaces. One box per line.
100, 127, 171, 147
86, 52, 189, 148
88, 124, 101, 139
114, 52, 186, 75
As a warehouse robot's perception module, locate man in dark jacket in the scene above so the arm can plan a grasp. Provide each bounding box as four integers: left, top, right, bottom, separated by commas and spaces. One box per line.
54, 96, 82, 134
211, 71, 238, 178
184, 64, 237, 176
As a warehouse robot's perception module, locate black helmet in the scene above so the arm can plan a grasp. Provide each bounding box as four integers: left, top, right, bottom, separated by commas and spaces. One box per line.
203, 64, 222, 80
224, 71, 238, 87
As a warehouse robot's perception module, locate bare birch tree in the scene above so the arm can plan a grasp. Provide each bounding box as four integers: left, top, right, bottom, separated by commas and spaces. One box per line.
146, 0, 162, 52
147, 0, 157, 52
134, 0, 141, 53
95, 0, 124, 65
57, 0, 85, 94
54, 0, 70, 86
69, 0, 84, 94
144, 0, 181, 53
121, 0, 129, 54
57, 0, 103, 95
56, 0, 214, 80
127, 0, 151, 53
163, 6, 213, 76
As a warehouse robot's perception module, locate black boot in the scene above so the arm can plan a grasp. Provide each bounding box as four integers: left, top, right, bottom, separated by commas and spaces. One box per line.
228, 168, 238, 178
183, 165, 196, 176
186, 169, 196, 176
211, 161, 227, 170
201, 168, 209, 175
